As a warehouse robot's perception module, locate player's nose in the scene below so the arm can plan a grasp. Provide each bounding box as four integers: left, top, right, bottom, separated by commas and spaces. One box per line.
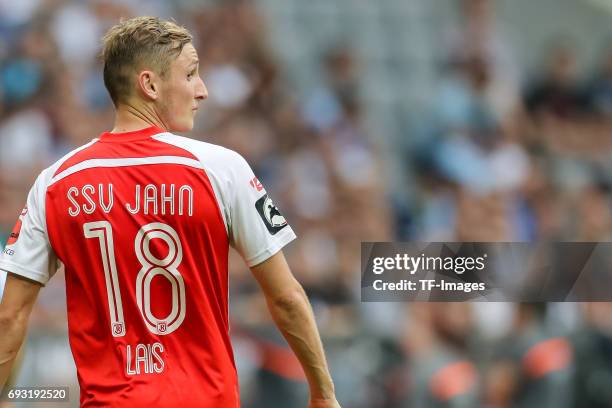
195, 77, 208, 101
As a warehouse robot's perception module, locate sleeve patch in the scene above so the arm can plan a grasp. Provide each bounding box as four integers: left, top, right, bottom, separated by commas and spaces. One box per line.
255, 194, 288, 235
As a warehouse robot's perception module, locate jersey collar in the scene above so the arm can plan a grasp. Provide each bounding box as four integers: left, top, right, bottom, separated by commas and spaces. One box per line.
99, 126, 166, 142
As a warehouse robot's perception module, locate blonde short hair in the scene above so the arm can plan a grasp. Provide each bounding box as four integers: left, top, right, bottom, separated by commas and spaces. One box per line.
101, 16, 193, 106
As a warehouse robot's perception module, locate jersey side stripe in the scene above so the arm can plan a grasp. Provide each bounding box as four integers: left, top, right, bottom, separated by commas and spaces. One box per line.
49, 156, 205, 186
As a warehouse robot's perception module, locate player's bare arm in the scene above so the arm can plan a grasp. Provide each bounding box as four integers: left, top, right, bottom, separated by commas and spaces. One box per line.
0, 274, 41, 391
250, 251, 341, 408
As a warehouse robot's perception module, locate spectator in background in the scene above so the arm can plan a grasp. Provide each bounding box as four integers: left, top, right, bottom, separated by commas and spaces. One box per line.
485, 303, 573, 408
524, 40, 587, 121
575, 178, 612, 240
417, 53, 530, 241
585, 42, 612, 120
571, 303, 612, 408
522, 39, 609, 154
401, 303, 480, 408
302, 47, 360, 133
444, 0, 522, 124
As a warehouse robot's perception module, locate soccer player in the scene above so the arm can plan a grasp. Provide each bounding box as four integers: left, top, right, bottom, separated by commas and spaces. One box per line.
0, 16, 340, 408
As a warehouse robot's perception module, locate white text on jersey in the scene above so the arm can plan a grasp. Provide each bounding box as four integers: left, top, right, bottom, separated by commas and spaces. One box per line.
126, 342, 165, 375
67, 184, 194, 217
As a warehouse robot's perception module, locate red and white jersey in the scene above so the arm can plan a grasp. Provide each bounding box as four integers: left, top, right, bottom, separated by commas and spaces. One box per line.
0, 126, 296, 407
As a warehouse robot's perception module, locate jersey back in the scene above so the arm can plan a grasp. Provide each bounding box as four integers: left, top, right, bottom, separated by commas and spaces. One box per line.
0, 127, 296, 407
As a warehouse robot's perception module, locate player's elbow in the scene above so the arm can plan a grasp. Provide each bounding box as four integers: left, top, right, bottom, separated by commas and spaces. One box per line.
0, 311, 28, 360
0, 305, 29, 338
0, 303, 27, 327
0, 309, 15, 329
269, 285, 308, 312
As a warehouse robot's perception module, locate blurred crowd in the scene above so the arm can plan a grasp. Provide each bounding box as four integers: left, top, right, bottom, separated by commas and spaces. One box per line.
409, 0, 612, 243
0, 0, 610, 407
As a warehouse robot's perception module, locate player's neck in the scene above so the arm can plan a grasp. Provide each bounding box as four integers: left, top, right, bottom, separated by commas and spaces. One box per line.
111, 102, 168, 133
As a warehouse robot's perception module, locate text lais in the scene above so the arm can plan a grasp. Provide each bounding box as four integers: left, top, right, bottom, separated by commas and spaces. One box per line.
126, 342, 165, 375
66, 184, 194, 217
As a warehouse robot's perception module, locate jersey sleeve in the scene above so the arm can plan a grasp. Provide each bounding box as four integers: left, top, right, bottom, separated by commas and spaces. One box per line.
227, 154, 296, 267
0, 171, 59, 285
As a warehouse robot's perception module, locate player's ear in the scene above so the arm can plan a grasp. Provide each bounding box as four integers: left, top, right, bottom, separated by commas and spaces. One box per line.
137, 70, 159, 101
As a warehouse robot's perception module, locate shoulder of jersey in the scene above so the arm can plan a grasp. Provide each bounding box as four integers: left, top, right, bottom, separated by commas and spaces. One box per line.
152, 132, 250, 176
37, 132, 249, 187
153, 132, 242, 162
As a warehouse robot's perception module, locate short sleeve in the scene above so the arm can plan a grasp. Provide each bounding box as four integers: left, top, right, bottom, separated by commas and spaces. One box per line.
228, 155, 296, 267
0, 172, 58, 285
